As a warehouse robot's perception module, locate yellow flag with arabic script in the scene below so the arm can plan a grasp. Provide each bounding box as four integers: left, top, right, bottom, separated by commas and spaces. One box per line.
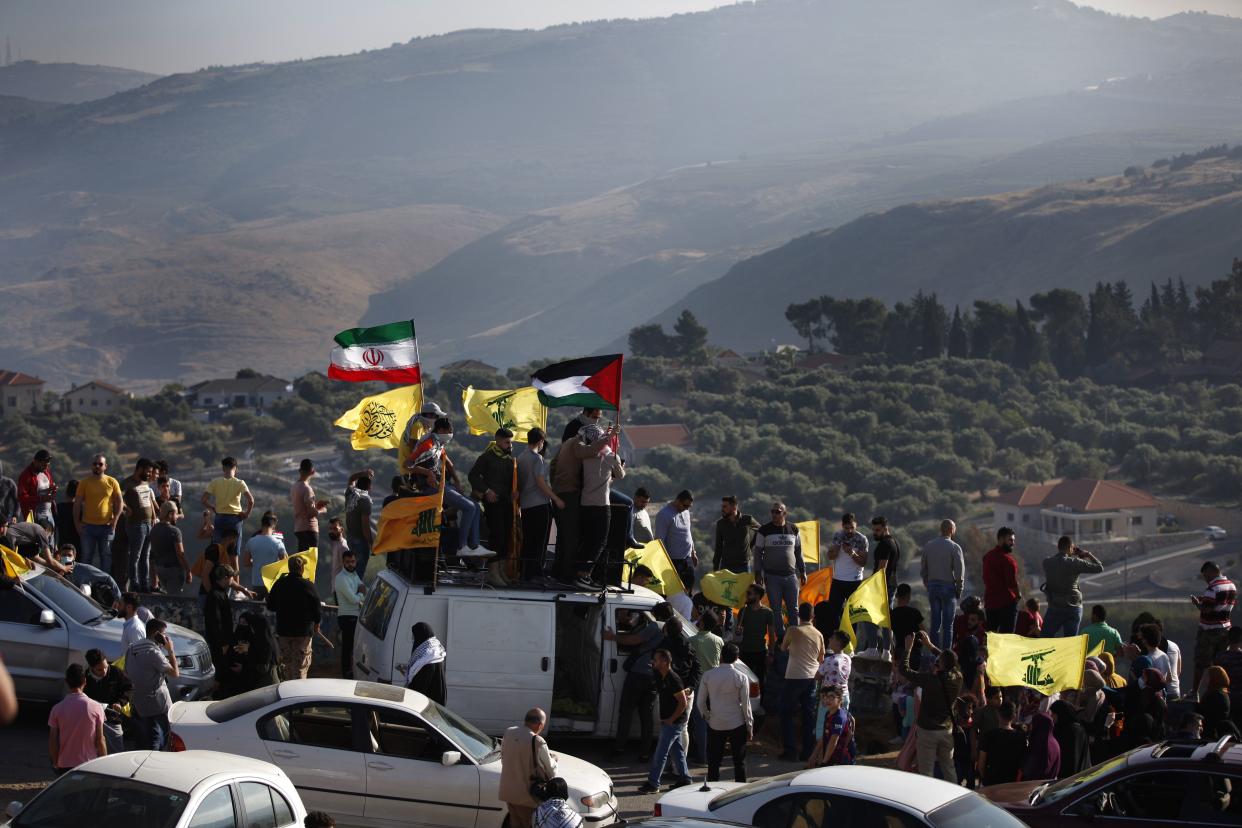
373, 488, 444, 555
700, 570, 754, 609
839, 570, 890, 652
335, 384, 422, 451
624, 540, 682, 596
1, 544, 31, 578
262, 547, 317, 593
986, 632, 1088, 695
462, 386, 547, 441
796, 520, 821, 564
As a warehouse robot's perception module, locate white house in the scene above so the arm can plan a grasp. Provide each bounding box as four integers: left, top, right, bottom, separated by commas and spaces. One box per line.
61, 380, 131, 414
0, 370, 45, 415
186, 374, 294, 416
992, 479, 1159, 544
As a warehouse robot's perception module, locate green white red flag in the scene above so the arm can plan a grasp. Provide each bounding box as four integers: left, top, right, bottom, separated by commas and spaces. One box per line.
531, 354, 623, 410
329, 320, 422, 384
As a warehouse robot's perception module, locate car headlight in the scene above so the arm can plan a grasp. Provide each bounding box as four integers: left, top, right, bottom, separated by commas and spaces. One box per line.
177, 655, 196, 669
580, 790, 611, 810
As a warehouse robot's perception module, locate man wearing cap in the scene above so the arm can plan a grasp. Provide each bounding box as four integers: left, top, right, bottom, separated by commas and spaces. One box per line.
407, 416, 484, 557
399, 401, 448, 472
17, 449, 57, 532
291, 459, 328, 553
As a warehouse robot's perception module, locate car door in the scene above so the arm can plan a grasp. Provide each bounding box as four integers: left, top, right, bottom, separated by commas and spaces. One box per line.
257, 702, 368, 820
444, 597, 555, 734
753, 791, 927, 828
0, 583, 69, 699
184, 784, 240, 828
360, 703, 482, 828
1070, 769, 1242, 826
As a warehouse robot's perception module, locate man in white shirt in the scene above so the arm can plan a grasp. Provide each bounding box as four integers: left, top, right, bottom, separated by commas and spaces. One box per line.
632, 488, 654, 544
120, 592, 147, 653
819, 512, 869, 642
696, 643, 754, 782
333, 550, 366, 679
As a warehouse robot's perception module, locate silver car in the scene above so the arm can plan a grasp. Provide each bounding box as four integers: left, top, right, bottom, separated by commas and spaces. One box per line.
1, 565, 214, 702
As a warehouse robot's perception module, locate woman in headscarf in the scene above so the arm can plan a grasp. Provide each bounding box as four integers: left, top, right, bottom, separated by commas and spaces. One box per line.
223, 611, 280, 692
1198, 665, 1231, 737
1021, 711, 1061, 781
1098, 652, 1126, 689
405, 622, 447, 704
1140, 668, 1168, 741
1050, 700, 1091, 777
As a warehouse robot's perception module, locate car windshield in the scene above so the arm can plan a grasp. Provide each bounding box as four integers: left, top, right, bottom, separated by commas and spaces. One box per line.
708, 771, 798, 810
420, 699, 497, 762
206, 684, 281, 723
13, 771, 188, 828
24, 572, 108, 625
928, 793, 1028, 828
1030, 753, 1132, 806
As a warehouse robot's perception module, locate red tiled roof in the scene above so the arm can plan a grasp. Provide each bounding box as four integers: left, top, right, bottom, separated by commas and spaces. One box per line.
0, 370, 44, 387
65, 380, 127, 396
995, 479, 1156, 512
624, 424, 692, 450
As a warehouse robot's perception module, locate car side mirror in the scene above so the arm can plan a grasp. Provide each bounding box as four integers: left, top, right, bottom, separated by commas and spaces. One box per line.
441, 750, 462, 766
6, 801, 23, 818
38, 609, 56, 627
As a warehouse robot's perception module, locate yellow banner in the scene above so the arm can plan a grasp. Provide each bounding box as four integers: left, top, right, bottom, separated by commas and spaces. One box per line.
462, 386, 547, 441
1086, 639, 1105, 659
839, 570, 890, 651
1, 544, 31, 579
986, 632, 1088, 695
373, 489, 444, 554
335, 384, 422, 451
796, 520, 820, 564
700, 570, 754, 609
801, 566, 833, 607
624, 540, 682, 596
262, 547, 317, 593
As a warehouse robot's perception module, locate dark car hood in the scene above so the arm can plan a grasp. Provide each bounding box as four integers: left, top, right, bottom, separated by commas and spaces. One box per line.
978, 780, 1042, 809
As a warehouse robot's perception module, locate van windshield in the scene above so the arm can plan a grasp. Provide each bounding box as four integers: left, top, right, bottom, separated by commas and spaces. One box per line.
24, 573, 108, 625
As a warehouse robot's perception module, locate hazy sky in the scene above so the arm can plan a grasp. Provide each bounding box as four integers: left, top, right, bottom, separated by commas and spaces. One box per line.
2, 0, 1239, 75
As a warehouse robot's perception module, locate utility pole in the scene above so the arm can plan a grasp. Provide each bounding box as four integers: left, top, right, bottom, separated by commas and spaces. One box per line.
1122, 543, 1129, 603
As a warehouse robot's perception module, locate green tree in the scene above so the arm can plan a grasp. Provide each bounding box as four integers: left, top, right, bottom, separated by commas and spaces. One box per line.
1030, 288, 1087, 377
785, 299, 824, 353
948, 306, 970, 359
673, 310, 710, 364
628, 324, 678, 358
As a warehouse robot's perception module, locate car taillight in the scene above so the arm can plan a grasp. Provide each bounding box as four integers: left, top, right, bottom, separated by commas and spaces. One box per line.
169, 732, 186, 752
750, 681, 760, 698
653, 804, 662, 817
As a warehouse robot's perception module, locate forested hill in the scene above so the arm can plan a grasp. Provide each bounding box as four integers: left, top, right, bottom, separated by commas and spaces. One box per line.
661, 150, 1242, 353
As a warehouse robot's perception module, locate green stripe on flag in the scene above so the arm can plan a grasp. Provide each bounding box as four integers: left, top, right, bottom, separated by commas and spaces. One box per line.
537, 390, 618, 410
333, 320, 416, 348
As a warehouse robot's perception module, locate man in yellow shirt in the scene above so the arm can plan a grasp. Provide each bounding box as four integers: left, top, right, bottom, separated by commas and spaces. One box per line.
200, 456, 254, 555
74, 454, 123, 574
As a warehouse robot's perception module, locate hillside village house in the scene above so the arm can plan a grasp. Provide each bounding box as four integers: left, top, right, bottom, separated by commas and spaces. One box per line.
186, 374, 294, 419
992, 479, 1159, 544
61, 380, 131, 413
620, 423, 693, 466
0, 370, 45, 415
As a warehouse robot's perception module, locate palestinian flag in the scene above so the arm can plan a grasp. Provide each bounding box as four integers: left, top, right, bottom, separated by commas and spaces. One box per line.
531, 354, 623, 409
329, 320, 422, 383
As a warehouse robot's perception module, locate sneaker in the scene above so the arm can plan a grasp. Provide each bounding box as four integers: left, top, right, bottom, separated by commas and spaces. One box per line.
637, 782, 660, 794
573, 576, 601, 590
458, 546, 495, 558
879, 650, 892, 661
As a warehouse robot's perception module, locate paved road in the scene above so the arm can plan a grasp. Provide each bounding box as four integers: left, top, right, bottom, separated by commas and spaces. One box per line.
1080, 539, 1242, 602
0, 699, 803, 819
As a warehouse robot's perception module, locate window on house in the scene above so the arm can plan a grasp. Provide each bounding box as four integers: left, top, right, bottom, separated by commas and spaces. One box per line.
1132, 516, 1142, 526
91, 399, 98, 407
1021, 514, 1030, 524
1007, 513, 1015, 521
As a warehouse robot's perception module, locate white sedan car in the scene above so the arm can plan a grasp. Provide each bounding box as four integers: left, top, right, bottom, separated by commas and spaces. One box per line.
3, 750, 307, 828
1205, 526, 1228, 541
171, 679, 618, 828
654, 766, 1027, 828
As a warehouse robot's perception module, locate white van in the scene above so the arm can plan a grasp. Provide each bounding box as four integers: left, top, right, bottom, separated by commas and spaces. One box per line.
353, 567, 757, 737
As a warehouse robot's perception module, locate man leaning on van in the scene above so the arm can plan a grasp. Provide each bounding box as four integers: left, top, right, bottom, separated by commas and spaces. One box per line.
499, 707, 557, 828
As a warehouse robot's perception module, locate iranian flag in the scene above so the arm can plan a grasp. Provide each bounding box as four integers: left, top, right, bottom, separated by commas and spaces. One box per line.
531, 354, 623, 409
329, 320, 422, 383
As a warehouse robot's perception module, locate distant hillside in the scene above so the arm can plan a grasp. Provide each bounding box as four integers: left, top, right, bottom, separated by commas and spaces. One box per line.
0, 60, 158, 104
0, 94, 60, 125
661, 152, 1242, 351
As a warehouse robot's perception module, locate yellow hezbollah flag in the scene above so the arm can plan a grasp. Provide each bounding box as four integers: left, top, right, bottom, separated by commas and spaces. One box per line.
700, 570, 754, 609
624, 540, 682, 597
335, 384, 422, 451
262, 547, 317, 593
796, 520, 820, 565
839, 570, 890, 652
462, 386, 548, 441
800, 566, 833, 607
373, 488, 444, 555
1086, 639, 1105, 659
986, 632, 1088, 695
1, 544, 31, 578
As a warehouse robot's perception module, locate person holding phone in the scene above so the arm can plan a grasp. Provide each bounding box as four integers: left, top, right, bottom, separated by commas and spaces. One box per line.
125, 619, 180, 750
1040, 536, 1103, 638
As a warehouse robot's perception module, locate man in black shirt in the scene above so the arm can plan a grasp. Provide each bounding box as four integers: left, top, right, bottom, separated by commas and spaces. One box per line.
638, 649, 692, 794
714, 496, 759, 572
84, 648, 131, 754
889, 583, 925, 669
265, 556, 322, 680
978, 701, 1026, 786
863, 515, 901, 658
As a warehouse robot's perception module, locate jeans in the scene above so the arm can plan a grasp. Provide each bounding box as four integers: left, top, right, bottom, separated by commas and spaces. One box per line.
1042, 605, 1082, 638
443, 486, 481, 550
647, 720, 690, 787
79, 523, 114, 573
707, 724, 748, 782
339, 615, 357, 678
155, 565, 186, 597
347, 535, 372, 583
103, 720, 125, 754
780, 677, 817, 758
916, 727, 956, 783
862, 583, 897, 652
610, 490, 640, 546
740, 651, 768, 698
764, 573, 800, 642
986, 602, 1019, 635
615, 673, 655, 751
520, 503, 552, 580
927, 581, 957, 651
125, 521, 152, 590
213, 513, 245, 556
673, 558, 695, 592
137, 711, 170, 751
578, 505, 610, 577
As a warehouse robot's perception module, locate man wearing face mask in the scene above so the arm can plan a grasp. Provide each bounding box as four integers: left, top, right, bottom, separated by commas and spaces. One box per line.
517, 428, 564, 582
982, 527, 1021, 634
407, 417, 484, 557
470, 428, 520, 588
397, 401, 448, 475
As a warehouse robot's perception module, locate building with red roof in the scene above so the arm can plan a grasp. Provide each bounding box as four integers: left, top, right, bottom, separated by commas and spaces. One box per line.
992, 478, 1159, 543
0, 370, 45, 415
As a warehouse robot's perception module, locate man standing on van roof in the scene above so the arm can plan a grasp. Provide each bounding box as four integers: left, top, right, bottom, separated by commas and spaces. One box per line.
470, 428, 520, 588
714, 496, 759, 573
499, 708, 558, 828
655, 491, 697, 590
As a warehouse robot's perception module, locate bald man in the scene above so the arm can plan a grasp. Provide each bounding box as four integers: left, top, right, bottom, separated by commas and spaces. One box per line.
920, 519, 964, 651
498, 708, 558, 828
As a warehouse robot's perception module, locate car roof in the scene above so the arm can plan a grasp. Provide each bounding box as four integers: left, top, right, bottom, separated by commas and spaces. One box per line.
77, 750, 285, 792
276, 678, 429, 711
631, 818, 741, 828
1130, 737, 1242, 766
378, 568, 662, 604
788, 766, 968, 814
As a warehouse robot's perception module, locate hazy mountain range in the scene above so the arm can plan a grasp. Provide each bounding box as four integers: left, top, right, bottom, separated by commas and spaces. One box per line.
0, 60, 158, 104
3, 1, 1242, 386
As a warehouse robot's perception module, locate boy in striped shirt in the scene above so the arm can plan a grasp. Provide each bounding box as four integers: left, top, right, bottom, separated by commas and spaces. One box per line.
1193, 561, 1237, 692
